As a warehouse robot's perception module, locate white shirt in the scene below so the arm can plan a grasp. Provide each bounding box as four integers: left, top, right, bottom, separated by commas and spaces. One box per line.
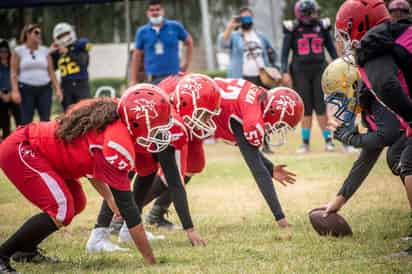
15, 45, 50, 86
242, 31, 264, 77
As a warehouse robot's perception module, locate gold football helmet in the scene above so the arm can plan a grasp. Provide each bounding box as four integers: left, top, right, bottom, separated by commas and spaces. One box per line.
322, 57, 361, 124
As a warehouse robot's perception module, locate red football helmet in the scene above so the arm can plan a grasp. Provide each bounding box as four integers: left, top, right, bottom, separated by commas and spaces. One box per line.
335, 0, 390, 57
263, 87, 304, 146
173, 74, 221, 139
118, 83, 172, 153
157, 72, 186, 95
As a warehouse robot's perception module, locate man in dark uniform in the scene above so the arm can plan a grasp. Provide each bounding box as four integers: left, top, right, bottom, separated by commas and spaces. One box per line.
281, 0, 338, 153
51, 22, 91, 111
335, 0, 412, 256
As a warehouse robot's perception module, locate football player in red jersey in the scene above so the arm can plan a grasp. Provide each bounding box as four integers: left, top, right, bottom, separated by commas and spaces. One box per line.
86, 74, 221, 251
147, 77, 304, 229
335, 0, 412, 256
0, 84, 173, 272
212, 79, 304, 227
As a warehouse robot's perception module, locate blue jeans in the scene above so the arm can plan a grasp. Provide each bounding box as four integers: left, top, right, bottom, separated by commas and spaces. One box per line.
19, 82, 52, 125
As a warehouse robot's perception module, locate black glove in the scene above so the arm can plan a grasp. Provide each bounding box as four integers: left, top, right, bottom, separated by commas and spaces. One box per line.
334, 125, 362, 147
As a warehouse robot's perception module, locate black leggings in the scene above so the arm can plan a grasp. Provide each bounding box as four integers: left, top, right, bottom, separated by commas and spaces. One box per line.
291, 63, 326, 116
95, 174, 170, 228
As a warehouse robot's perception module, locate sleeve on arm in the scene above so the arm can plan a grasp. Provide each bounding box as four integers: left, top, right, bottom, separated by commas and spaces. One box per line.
323, 30, 338, 60
176, 22, 189, 41
364, 55, 412, 123
358, 101, 402, 149
110, 186, 141, 229
259, 151, 275, 176
156, 145, 194, 229
217, 32, 232, 50
231, 119, 285, 221
281, 31, 292, 73
337, 148, 383, 200
135, 28, 144, 50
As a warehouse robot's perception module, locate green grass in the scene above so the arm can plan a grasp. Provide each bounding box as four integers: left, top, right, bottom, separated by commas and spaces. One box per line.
1, 126, 411, 273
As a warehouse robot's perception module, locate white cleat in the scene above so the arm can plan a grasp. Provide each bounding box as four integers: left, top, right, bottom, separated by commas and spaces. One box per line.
86, 227, 129, 253
325, 141, 336, 152
296, 144, 310, 154
118, 222, 165, 243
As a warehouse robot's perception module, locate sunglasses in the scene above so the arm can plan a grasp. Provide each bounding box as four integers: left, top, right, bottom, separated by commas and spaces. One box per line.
32, 30, 41, 36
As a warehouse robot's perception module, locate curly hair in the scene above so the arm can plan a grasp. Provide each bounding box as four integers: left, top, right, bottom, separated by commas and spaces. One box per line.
56, 98, 119, 142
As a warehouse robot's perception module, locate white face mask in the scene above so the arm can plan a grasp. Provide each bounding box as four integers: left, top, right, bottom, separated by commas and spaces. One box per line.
149, 16, 163, 25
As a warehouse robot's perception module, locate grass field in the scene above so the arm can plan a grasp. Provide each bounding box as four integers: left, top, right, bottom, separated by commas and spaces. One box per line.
1, 126, 411, 274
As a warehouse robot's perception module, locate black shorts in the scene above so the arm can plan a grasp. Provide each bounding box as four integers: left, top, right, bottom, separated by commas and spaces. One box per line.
400, 136, 412, 179
61, 79, 91, 111
387, 134, 407, 177
291, 63, 326, 116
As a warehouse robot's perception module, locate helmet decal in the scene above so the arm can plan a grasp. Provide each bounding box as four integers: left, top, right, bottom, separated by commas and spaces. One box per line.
131, 98, 158, 120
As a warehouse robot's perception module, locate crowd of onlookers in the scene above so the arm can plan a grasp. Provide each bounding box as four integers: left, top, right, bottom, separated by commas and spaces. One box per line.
0, 0, 410, 153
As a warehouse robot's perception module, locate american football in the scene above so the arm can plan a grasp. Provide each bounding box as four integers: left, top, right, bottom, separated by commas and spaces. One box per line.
309, 208, 353, 237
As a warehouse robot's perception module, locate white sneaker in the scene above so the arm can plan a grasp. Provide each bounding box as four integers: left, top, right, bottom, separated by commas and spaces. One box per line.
296, 144, 310, 154
325, 141, 336, 152
118, 222, 165, 243
86, 228, 129, 253
342, 145, 359, 154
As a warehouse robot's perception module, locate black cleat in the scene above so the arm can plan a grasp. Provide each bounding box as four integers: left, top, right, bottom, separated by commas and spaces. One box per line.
145, 205, 181, 230
390, 246, 412, 257
11, 249, 59, 264
0, 257, 18, 274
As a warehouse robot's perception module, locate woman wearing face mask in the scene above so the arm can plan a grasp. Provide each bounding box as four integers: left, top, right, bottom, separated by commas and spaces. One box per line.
220, 7, 278, 87
219, 7, 279, 154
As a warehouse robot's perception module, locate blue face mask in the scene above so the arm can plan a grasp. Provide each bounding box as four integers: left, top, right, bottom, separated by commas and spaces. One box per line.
240, 16, 253, 30
149, 16, 163, 25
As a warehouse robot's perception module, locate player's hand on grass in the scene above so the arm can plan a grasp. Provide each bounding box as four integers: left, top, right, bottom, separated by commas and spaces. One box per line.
273, 165, 296, 186
277, 218, 292, 228
186, 228, 207, 247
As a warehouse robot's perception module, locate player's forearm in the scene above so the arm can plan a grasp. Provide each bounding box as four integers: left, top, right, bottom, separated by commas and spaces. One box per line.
337, 148, 382, 200
90, 179, 119, 215
232, 121, 285, 220
128, 224, 156, 264
157, 146, 194, 230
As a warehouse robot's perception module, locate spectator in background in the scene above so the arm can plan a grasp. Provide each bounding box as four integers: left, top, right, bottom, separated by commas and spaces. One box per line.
10, 24, 62, 125
0, 39, 13, 141
129, 0, 193, 85
50, 22, 91, 111
388, 0, 410, 22
219, 7, 279, 154
219, 7, 278, 85
281, 0, 338, 153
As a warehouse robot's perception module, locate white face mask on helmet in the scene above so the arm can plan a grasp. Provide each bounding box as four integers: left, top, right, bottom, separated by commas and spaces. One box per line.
53, 23, 77, 47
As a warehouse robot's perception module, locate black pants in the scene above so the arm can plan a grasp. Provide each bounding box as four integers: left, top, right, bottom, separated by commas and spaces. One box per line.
19, 82, 52, 125
291, 63, 326, 116
0, 101, 10, 139
61, 79, 91, 111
